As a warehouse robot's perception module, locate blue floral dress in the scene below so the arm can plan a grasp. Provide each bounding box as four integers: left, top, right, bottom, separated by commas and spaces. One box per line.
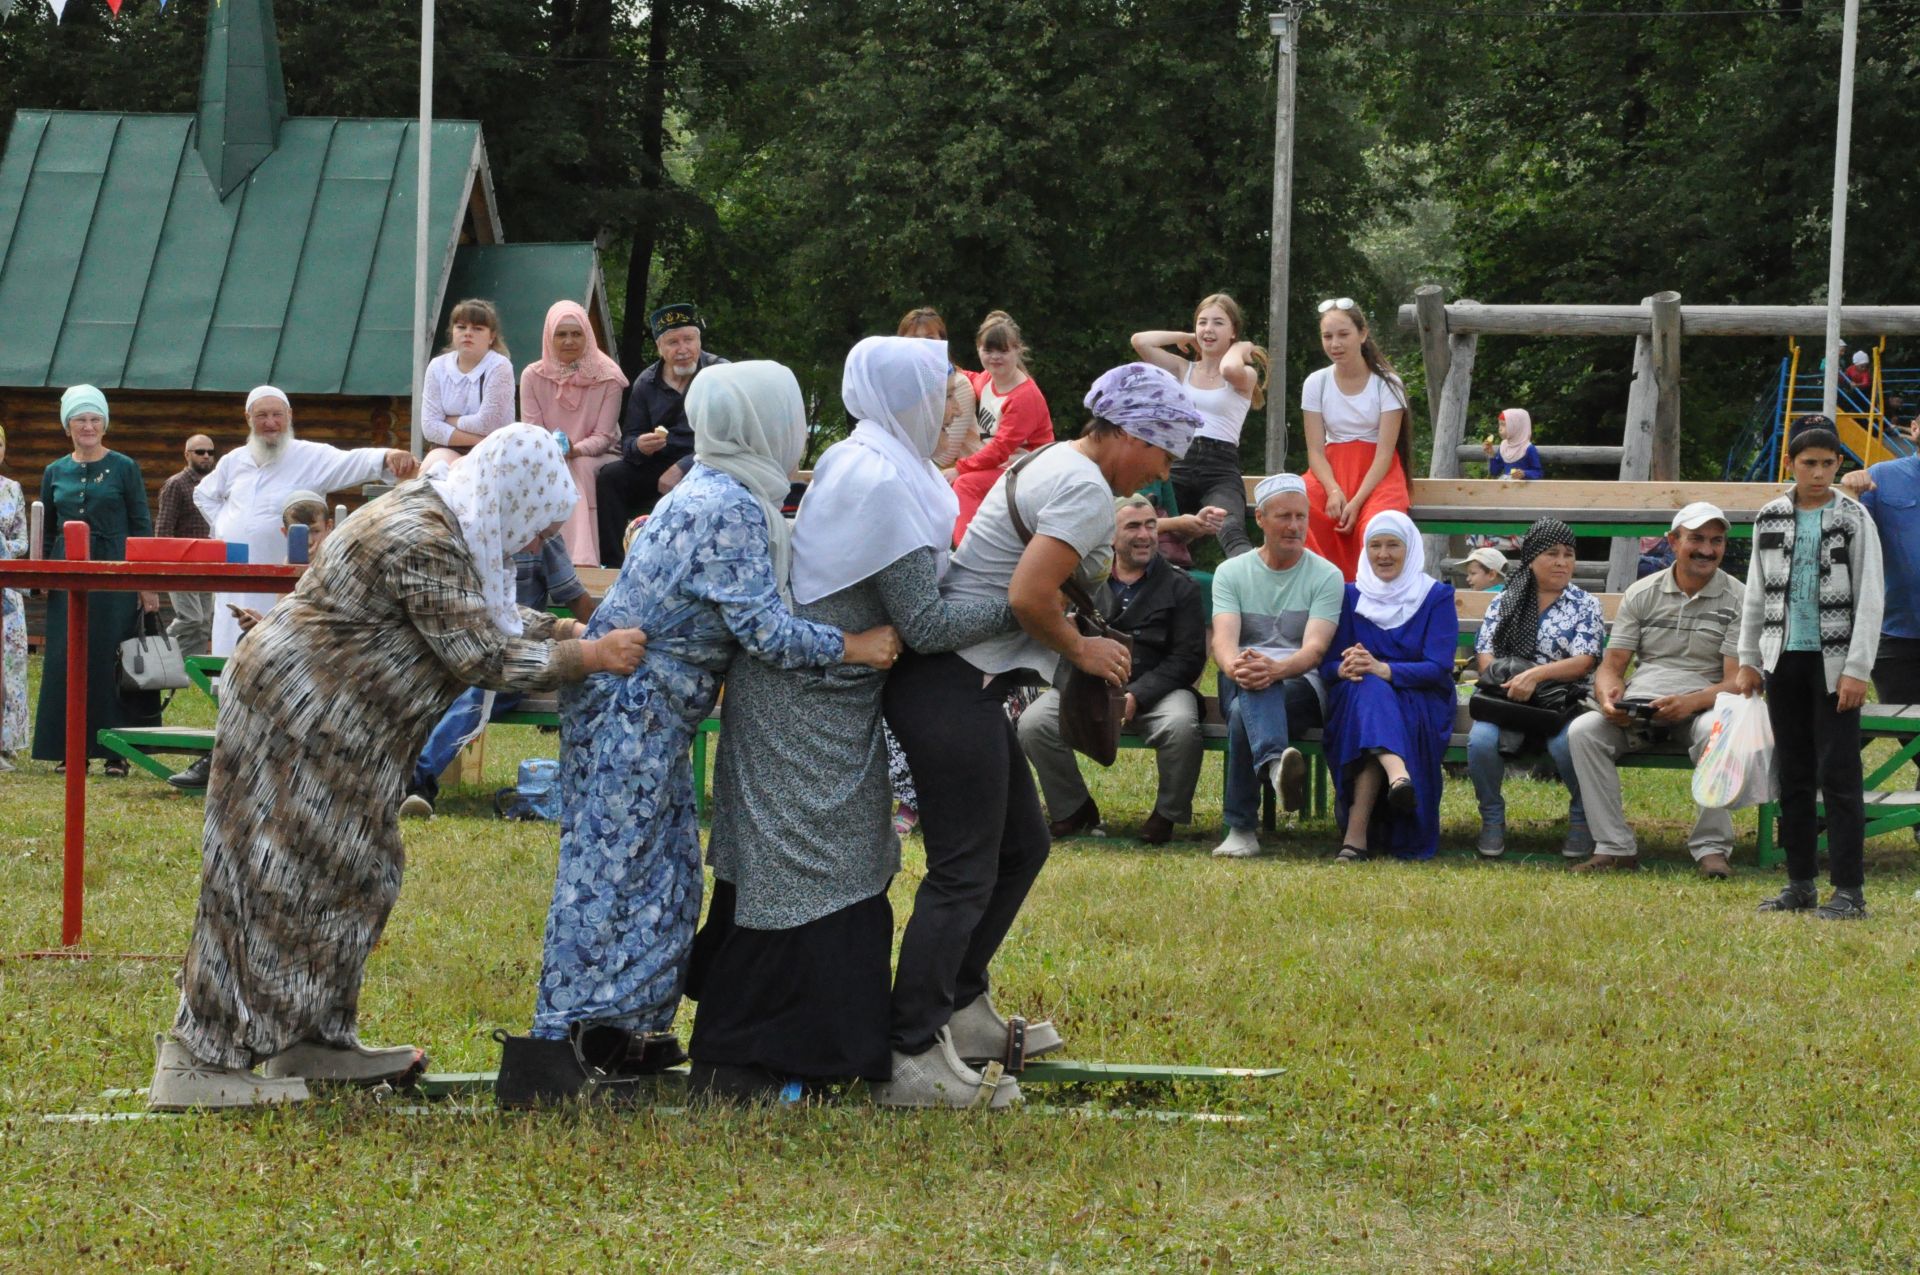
532, 465, 845, 1039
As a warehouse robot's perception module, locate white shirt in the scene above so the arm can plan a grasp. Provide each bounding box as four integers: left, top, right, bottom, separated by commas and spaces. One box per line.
195, 439, 393, 654
1300, 366, 1406, 446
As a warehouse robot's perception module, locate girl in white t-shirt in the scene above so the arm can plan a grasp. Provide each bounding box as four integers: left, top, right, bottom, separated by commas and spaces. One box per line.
1300, 298, 1412, 581
420, 298, 516, 472
1130, 291, 1270, 556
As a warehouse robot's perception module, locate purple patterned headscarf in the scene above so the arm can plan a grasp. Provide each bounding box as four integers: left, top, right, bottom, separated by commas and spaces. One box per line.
1083, 362, 1203, 460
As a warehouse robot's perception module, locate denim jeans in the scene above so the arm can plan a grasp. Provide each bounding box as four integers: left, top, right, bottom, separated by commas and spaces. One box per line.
411, 686, 524, 800
1465, 718, 1584, 830
1220, 675, 1322, 831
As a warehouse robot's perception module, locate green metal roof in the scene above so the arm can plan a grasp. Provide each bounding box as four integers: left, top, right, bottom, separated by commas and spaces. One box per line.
439, 242, 617, 372
0, 109, 484, 395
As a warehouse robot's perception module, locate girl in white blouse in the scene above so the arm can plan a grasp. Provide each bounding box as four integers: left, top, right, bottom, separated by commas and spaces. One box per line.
1300, 298, 1413, 581
420, 299, 515, 472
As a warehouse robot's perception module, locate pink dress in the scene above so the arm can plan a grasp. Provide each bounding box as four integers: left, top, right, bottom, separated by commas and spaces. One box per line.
521, 372, 623, 566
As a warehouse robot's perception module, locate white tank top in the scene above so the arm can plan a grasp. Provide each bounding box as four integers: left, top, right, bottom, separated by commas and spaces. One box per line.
1182, 362, 1252, 446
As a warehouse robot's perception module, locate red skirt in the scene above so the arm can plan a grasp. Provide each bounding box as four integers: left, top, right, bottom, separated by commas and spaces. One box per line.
1304, 440, 1411, 581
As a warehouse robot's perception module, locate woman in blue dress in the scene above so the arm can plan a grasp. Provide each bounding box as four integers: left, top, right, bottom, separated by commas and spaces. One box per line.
1319, 511, 1458, 862
504, 361, 903, 1105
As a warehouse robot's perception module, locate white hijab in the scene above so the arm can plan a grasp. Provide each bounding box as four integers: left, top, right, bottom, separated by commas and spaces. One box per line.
429, 423, 579, 636
791, 336, 958, 606
1354, 510, 1436, 630
688, 361, 807, 594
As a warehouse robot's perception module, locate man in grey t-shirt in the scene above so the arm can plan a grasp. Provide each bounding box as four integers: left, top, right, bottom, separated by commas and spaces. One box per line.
1566, 502, 1745, 877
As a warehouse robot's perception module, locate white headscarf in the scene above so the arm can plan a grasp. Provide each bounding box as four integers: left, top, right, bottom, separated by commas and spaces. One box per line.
429, 423, 579, 636
688, 361, 807, 593
1354, 510, 1436, 630
791, 336, 958, 605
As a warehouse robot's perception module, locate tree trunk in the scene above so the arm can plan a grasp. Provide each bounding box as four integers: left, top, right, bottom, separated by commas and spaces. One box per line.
621, 0, 673, 377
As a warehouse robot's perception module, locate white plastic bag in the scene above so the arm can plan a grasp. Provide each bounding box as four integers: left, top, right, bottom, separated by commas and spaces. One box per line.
1691, 692, 1778, 810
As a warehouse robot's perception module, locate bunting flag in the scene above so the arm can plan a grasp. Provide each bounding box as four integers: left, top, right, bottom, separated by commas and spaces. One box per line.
105, 0, 122, 12
48, 0, 68, 20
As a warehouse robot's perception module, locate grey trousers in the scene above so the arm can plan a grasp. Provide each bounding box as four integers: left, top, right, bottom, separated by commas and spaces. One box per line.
1017, 687, 1203, 824
167, 591, 214, 657
1567, 709, 1733, 860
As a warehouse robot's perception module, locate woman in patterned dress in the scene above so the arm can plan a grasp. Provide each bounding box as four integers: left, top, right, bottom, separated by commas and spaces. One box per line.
1467, 518, 1604, 861
512, 362, 901, 1103
0, 424, 28, 766
150, 426, 648, 1111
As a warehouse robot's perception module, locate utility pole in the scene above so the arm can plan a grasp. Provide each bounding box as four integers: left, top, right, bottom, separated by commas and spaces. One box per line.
1821, 0, 1860, 420
410, 0, 436, 457
1265, 4, 1302, 475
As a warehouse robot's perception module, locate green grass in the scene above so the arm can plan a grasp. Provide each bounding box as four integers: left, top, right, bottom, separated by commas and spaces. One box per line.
5, 656, 1920, 1271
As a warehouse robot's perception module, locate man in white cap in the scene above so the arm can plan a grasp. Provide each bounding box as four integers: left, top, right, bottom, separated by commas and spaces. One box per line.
196, 387, 417, 656
1566, 501, 1746, 876
1207, 473, 1344, 858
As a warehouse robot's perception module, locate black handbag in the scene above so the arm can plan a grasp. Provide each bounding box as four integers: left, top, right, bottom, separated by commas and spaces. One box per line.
1468, 655, 1589, 740
1004, 448, 1131, 767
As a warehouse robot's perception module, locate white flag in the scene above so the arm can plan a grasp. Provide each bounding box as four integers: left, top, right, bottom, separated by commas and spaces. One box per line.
48, 0, 69, 19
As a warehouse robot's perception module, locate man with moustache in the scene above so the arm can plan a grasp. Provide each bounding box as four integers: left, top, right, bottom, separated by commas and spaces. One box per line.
154, 433, 221, 655
594, 303, 729, 566
1018, 494, 1208, 844
1566, 502, 1747, 877
196, 386, 417, 657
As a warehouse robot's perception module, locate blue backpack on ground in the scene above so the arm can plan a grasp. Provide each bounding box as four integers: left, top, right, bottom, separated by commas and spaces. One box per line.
494, 758, 561, 822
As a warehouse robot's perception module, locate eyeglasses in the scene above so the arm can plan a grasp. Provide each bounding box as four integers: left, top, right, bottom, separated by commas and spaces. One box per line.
189, 448, 216, 456
1316, 297, 1358, 314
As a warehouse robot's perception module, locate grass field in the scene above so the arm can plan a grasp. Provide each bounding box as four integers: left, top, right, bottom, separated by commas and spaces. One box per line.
4, 656, 1920, 1272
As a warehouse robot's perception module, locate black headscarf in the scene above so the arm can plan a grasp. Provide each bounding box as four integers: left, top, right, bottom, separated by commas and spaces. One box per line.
1491, 518, 1577, 661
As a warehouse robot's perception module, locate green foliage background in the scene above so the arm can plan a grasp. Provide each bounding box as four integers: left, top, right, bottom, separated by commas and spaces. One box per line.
3, 0, 1917, 471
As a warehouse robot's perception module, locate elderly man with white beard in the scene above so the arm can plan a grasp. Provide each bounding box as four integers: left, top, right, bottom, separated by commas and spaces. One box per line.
197, 386, 417, 657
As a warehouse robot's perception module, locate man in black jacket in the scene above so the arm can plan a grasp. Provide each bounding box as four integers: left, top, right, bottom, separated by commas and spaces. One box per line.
594, 302, 728, 565
1018, 495, 1208, 843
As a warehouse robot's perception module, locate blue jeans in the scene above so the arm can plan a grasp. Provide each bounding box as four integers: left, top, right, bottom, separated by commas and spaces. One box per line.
1221, 676, 1323, 832
411, 686, 524, 799
1465, 718, 1584, 830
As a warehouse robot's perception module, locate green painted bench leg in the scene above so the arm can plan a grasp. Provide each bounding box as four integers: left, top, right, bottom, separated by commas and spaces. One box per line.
1755, 801, 1780, 867
1312, 753, 1328, 817
96, 731, 179, 783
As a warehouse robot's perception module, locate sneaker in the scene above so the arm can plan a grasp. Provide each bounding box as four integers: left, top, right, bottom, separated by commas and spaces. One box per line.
1211, 827, 1263, 859
166, 755, 212, 791
1561, 824, 1596, 860
1757, 879, 1820, 913
1476, 822, 1506, 860
1271, 748, 1308, 814
872, 1028, 1020, 1110
1695, 852, 1733, 879
259, 1040, 427, 1085
398, 791, 434, 820
948, 992, 1064, 1065
148, 1034, 310, 1112
1815, 888, 1868, 920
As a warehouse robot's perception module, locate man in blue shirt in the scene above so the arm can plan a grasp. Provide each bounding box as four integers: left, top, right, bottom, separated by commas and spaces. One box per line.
399, 536, 596, 818
1843, 420, 1920, 822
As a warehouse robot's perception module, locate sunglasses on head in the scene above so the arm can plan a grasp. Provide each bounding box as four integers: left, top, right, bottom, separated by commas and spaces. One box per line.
1317, 297, 1358, 315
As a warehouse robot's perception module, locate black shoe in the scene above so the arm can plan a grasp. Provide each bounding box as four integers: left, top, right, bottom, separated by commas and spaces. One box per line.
166, 755, 212, 790
1047, 797, 1101, 840
1387, 777, 1417, 817
1138, 811, 1176, 845
1757, 880, 1820, 913
622, 1031, 689, 1075
492, 1026, 641, 1109
1815, 887, 1868, 920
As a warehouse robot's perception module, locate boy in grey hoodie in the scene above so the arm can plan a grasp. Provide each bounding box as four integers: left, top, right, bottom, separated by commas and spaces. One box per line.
1736, 419, 1884, 919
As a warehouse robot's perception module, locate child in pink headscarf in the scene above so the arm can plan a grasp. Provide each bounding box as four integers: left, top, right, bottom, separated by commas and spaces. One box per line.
1482, 408, 1543, 481
521, 301, 629, 565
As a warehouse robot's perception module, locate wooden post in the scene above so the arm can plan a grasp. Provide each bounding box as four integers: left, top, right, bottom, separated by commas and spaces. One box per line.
1650, 291, 1682, 482
1414, 285, 1451, 435
1609, 300, 1659, 590
1426, 306, 1476, 577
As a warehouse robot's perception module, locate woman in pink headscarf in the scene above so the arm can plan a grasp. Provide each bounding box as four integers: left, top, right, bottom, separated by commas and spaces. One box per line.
521, 301, 630, 565
1481, 408, 1543, 481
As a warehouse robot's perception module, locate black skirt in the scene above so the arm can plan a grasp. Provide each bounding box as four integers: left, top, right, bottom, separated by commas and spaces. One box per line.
686, 879, 894, 1083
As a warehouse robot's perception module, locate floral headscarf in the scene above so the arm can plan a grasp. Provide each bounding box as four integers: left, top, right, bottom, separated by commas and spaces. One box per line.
430, 424, 579, 636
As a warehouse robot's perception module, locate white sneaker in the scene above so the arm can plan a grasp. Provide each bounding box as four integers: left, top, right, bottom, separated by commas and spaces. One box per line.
0, 752, 15, 773
873, 1028, 1020, 1110
947, 993, 1064, 1064
148, 1033, 310, 1112
1270, 747, 1308, 813
260, 1040, 426, 1084
1211, 827, 1263, 859
398, 793, 434, 820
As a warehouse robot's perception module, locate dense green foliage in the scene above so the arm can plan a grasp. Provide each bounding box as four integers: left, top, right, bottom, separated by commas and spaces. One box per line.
4, 0, 1917, 468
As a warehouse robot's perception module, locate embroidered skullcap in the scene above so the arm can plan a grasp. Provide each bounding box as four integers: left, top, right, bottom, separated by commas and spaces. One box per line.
1253, 473, 1308, 510
245, 385, 291, 413
59, 384, 109, 428
649, 303, 703, 341
281, 489, 326, 518
1083, 362, 1202, 460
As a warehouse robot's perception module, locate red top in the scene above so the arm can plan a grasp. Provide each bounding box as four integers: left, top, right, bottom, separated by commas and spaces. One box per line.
957, 370, 1054, 475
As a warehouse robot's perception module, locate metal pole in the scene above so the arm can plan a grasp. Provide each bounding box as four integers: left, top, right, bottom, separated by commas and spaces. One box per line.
409, 0, 436, 457
1821, 0, 1860, 421
1265, 4, 1301, 475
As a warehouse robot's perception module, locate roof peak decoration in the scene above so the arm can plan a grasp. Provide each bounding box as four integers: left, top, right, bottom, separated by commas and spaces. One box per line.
196, 0, 288, 199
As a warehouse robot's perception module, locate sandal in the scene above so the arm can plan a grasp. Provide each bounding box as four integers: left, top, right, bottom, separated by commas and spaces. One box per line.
1333, 844, 1370, 864
103, 758, 130, 778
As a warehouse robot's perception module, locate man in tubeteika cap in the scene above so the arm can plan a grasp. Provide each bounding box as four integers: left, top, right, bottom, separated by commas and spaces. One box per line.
1566, 501, 1746, 877
195, 386, 416, 657
595, 303, 729, 566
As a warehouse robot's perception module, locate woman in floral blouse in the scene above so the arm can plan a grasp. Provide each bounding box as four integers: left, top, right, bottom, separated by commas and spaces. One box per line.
1468, 518, 1604, 861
